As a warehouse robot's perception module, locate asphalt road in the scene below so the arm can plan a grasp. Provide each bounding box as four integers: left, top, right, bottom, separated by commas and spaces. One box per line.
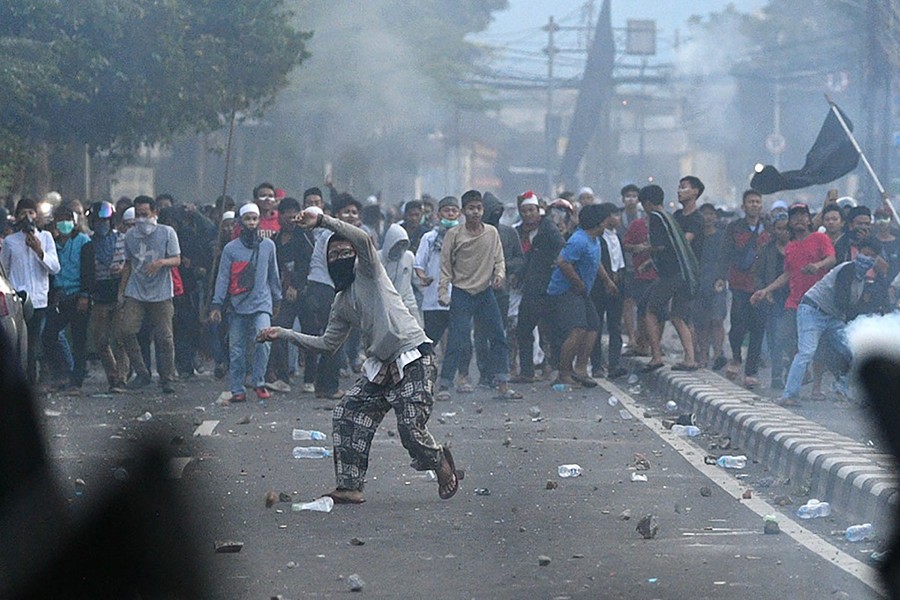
36, 367, 885, 599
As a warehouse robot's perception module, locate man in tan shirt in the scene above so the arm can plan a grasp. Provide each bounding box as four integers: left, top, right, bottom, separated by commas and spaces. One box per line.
437, 190, 521, 400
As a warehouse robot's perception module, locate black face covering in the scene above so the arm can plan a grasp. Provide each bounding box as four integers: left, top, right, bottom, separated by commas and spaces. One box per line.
239, 224, 260, 248
328, 257, 356, 292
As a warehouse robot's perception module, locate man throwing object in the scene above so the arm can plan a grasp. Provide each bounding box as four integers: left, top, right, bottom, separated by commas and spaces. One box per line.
258, 207, 462, 504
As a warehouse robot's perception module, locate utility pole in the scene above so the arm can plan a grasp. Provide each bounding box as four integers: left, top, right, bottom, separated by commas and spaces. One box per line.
544, 16, 559, 196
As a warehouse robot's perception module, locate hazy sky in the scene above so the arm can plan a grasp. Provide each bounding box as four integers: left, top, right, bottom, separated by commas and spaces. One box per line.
476, 0, 768, 78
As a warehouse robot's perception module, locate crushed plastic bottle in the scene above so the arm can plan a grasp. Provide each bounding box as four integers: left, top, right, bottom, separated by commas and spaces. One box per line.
665, 400, 678, 413
619, 409, 633, 420
292, 446, 332, 459
291, 496, 334, 513
627, 374, 640, 385
558, 464, 583, 478
552, 383, 572, 392
845, 523, 873, 542
292, 429, 327, 441
796, 498, 832, 519
136, 411, 153, 422
607, 396, 619, 407
716, 455, 747, 469
630, 472, 648, 482
670, 424, 701, 437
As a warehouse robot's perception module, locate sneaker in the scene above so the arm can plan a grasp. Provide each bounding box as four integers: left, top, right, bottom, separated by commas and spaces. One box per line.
255, 386, 271, 400
161, 381, 176, 394
266, 380, 291, 393
300, 382, 315, 394
229, 392, 247, 403
127, 374, 152, 390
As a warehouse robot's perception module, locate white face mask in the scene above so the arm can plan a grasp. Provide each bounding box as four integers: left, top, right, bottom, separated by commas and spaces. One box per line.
134, 216, 158, 235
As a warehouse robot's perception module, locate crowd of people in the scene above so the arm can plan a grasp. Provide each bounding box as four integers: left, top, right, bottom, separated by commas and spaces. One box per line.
2, 178, 897, 412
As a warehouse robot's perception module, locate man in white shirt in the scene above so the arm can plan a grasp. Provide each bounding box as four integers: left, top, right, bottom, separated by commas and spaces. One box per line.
590, 203, 627, 379
0, 198, 61, 384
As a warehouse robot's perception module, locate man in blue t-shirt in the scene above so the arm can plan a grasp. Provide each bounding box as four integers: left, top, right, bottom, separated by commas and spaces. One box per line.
546, 203, 606, 388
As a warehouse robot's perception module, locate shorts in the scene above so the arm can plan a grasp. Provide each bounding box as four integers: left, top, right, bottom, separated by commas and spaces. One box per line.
549, 290, 600, 336
645, 274, 693, 321
631, 278, 654, 315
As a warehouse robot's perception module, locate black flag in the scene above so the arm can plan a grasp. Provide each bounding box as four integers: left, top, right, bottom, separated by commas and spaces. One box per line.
751, 104, 860, 194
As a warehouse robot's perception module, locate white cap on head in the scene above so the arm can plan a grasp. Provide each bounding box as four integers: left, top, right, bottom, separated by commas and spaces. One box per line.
239, 203, 260, 217
123, 207, 135, 222
771, 200, 788, 211
578, 187, 594, 197
222, 211, 235, 221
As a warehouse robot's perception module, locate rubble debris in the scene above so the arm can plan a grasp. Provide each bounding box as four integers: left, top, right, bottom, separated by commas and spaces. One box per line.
538, 555, 552, 566
700, 486, 712, 497
636, 515, 659, 539
214, 540, 244, 553
347, 573, 365, 592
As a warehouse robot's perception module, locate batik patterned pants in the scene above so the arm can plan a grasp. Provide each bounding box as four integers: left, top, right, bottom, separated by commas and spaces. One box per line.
332, 353, 442, 491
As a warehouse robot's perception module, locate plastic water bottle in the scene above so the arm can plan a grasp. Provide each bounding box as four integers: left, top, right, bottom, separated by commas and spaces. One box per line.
607, 396, 619, 406
716, 455, 747, 469
558, 464, 583, 478
845, 523, 873, 542
796, 499, 832, 519
671, 424, 701, 437
292, 446, 332, 459
665, 400, 678, 413
552, 383, 572, 392
291, 496, 334, 513
292, 429, 327, 441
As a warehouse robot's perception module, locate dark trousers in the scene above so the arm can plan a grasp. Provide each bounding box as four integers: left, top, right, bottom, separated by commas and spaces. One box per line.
591, 285, 624, 372
474, 289, 509, 385
516, 293, 548, 378
42, 295, 90, 386
423, 310, 471, 378
439, 288, 508, 387
173, 293, 199, 375
268, 297, 307, 382
729, 290, 765, 376
307, 281, 341, 395
25, 308, 46, 386
761, 300, 786, 382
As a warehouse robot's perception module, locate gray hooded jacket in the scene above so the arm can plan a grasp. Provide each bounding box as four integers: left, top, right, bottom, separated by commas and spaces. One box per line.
379, 223, 421, 325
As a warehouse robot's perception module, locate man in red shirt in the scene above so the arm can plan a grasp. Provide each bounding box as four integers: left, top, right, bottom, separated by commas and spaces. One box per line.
622, 207, 658, 356
233, 183, 281, 241
751, 203, 835, 395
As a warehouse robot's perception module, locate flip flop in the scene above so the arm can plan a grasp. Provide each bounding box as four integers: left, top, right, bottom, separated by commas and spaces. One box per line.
456, 383, 475, 393
437, 447, 462, 500
495, 388, 523, 400
641, 362, 664, 373
571, 373, 598, 388
322, 491, 366, 505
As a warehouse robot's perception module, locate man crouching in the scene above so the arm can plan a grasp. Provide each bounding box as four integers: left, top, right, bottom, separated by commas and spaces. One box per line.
258, 205, 462, 503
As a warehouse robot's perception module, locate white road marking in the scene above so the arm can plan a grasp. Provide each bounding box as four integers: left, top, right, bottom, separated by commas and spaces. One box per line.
599, 378, 885, 596
193, 420, 220, 437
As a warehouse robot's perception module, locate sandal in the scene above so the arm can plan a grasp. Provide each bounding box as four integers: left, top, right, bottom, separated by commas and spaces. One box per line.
641, 362, 664, 373
436, 389, 451, 402
571, 372, 598, 388
437, 447, 462, 500
322, 489, 366, 504
671, 363, 699, 372
495, 388, 523, 400
456, 383, 475, 393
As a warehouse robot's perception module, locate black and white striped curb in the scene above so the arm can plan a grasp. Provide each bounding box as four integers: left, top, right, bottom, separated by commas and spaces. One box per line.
625, 360, 897, 527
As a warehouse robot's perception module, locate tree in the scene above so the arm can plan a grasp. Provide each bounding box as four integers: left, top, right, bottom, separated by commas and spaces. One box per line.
0, 0, 310, 197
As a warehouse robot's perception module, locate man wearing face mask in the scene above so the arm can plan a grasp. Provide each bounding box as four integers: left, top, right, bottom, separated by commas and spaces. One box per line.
210, 203, 281, 403
258, 206, 462, 505
1, 198, 61, 385
415, 196, 462, 346
117, 195, 181, 394
42, 205, 92, 391
781, 237, 882, 403
81, 202, 128, 393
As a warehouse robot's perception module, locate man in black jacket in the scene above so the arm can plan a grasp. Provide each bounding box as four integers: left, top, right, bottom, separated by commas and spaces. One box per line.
512, 192, 565, 382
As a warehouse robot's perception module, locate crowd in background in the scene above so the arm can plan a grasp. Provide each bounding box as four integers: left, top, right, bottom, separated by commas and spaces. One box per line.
1, 177, 898, 406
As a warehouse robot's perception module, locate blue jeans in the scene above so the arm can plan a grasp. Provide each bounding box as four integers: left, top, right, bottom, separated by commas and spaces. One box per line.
783, 303, 848, 400
440, 288, 509, 388
228, 311, 272, 395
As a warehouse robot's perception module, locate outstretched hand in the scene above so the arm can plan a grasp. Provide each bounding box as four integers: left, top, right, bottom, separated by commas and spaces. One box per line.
257, 327, 281, 342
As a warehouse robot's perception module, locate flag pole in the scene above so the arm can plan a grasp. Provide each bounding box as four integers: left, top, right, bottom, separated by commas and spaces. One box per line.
824, 94, 899, 224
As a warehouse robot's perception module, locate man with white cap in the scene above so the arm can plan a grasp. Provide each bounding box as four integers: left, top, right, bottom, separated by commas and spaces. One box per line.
577, 187, 595, 207
210, 202, 281, 402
